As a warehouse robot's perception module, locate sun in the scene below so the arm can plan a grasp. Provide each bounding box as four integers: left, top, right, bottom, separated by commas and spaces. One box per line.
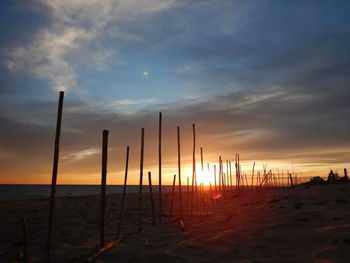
143, 71, 149, 76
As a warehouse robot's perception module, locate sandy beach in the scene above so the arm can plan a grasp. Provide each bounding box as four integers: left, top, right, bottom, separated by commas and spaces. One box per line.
1, 183, 349, 263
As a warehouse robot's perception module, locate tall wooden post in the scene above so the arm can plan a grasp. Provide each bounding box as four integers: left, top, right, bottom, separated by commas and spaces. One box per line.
177, 126, 183, 219
235, 153, 238, 188
100, 129, 109, 248
116, 146, 129, 238
229, 161, 233, 194
191, 124, 198, 212
46, 91, 64, 262
227, 161, 230, 194
158, 112, 162, 221
200, 148, 204, 210
138, 128, 144, 232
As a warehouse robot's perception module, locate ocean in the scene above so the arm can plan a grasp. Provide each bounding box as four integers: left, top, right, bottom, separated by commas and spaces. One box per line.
0, 184, 173, 201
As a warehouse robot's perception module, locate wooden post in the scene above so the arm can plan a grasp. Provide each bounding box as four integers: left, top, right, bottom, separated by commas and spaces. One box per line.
200, 147, 204, 180
158, 112, 162, 221
138, 128, 144, 232
116, 146, 129, 238
191, 124, 198, 212
200, 148, 204, 210
289, 173, 294, 188
170, 174, 176, 216
344, 168, 348, 181
251, 162, 255, 187
100, 129, 109, 248
209, 181, 213, 203
177, 126, 183, 219
201, 183, 205, 210
22, 217, 28, 263
214, 164, 217, 193
238, 154, 241, 188
226, 160, 229, 194
218, 156, 222, 193
229, 161, 233, 194
148, 172, 156, 226
235, 153, 239, 188
46, 91, 64, 262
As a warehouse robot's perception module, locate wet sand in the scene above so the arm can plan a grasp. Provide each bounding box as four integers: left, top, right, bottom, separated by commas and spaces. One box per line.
1, 183, 349, 263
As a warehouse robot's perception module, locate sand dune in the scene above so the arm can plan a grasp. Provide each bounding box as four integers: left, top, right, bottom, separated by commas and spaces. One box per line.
1, 183, 349, 262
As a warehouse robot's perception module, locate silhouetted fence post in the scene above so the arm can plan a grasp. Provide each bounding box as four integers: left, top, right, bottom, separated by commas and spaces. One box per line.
191, 124, 197, 213
219, 156, 222, 193
200, 147, 204, 210
116, 146, 129, 238
214, 164, 217, 193
100, 129, 109, 248
251, 162, 255, 187
209, 181, 213, 203
289, 173, 294, 188
229, 161, 233, 194
158, 112, 162, 221
345, 168, 348, 181
138, 128, 144, 232
177, 126, 183, 219
46, 91, 64, 262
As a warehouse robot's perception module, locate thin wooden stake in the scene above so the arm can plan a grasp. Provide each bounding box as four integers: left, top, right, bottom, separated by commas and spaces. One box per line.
229, 161, 233, 194
170, 174, 176, 216
148, 172, 156, 226
46, 91, 64, 262
289, 173, 294, 188
86, 236, 123, 263
116, 146, 129, 238
251, 162, 255, 187
218, 156, 222, 193
177, 126, 183, 219
158, 112, 162, 221
209, 180, 213, 203
191, 124, 198, 213
214, 164, 217, 193
138, 128, 144, 232
200, 147, 204, 210
345, 168, 348, 181
100, 129, 109, 248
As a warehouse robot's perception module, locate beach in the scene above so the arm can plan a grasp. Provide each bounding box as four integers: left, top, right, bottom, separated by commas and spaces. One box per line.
1, 183, 349, 263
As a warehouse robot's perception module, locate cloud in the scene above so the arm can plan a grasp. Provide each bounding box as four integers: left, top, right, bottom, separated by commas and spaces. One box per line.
4, 0, 180, 92
61, 148, 100, 162
112, 98, 155, 106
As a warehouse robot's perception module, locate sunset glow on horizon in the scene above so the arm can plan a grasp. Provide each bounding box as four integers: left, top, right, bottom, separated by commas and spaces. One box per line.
0, 1, 349, 185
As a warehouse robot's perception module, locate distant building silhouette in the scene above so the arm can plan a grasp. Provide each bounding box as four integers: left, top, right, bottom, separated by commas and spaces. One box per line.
327, 170, 336, 183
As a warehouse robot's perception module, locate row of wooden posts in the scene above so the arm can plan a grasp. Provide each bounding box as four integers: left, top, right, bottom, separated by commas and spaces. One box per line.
18, 91, 296, 262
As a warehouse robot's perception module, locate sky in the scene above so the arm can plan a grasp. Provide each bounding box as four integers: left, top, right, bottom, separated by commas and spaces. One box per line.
0, 0, 350, 185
